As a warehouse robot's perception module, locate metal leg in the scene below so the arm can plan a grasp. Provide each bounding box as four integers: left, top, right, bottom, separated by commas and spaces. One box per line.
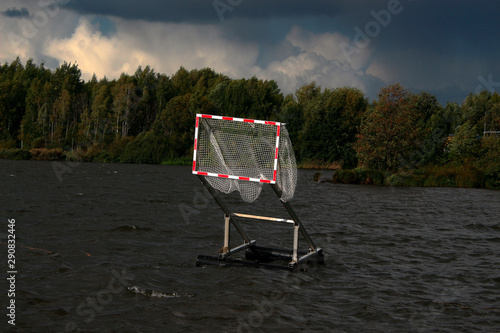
292, 224, 299, 264
223, 214, 230, 254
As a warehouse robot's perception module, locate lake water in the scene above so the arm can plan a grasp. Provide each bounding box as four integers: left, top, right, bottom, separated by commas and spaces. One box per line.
1, 160, 499, 332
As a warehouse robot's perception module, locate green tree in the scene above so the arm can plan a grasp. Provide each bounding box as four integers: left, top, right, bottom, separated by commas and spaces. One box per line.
112, 76, 139, 140
154, 94, 194, 158
0, 58, 27, 142
407, 92, 447, 166
35, 82, 57, 146
355, 83, 424, 171
277, 94, 303, 155
134, 65, 158, 133
172, 66, 192, 96
90, 82, 113, 143
482, 94, 500, 134
0, 79, 25, 141
299, 84, 367, 167
156, 74, 176, 112
475, 136, 500, 188
448, 121, 480, 162
461, 91, 500, 135
51, 62, 84, 95
51, 89, 72, 145
121, 130, 168, 164
208, 77, 283, 120
21, 79, 44, 147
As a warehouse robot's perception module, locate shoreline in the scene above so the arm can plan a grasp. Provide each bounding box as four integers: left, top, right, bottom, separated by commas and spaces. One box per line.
313, 167, 499, 190
1, 151, 498, 190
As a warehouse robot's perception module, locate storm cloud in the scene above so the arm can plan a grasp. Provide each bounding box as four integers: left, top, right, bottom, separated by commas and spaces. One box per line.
62, 0, 340, 23
1, 7, 29, 18
1, 0, 499, 103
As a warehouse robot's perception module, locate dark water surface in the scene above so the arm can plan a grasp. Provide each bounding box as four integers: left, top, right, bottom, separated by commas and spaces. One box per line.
1, 160, 499, 332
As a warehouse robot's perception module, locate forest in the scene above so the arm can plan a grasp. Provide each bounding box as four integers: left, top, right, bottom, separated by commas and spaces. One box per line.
0, 57, 499, 189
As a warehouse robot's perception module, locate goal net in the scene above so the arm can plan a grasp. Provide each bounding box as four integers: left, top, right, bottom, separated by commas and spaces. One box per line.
193, 114, 297, 203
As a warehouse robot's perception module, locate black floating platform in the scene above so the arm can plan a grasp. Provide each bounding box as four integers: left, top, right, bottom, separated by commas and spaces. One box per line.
196, 254, 295, 270
196, 245, 324, 271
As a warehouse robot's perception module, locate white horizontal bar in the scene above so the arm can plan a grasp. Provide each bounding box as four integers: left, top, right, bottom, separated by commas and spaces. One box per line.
233, 213, 295, 224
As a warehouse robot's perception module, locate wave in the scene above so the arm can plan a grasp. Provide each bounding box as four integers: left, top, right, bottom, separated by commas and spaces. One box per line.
127, 286, 192, 298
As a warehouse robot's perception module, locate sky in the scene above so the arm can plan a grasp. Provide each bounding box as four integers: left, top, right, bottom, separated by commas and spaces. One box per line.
1, 0, 499, 104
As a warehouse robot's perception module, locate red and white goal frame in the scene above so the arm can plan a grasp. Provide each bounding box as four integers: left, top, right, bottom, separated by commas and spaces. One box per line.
192, 114, 281, 184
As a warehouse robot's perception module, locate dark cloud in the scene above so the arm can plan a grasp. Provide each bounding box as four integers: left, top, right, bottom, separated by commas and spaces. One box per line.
62, 0, 500, 56
10, 0, 498, 104
330, 0, 500, 103
370, 1, 500, 50
430, 85, 471, 105
62, 0, 340, 24
1, 7, 30, 18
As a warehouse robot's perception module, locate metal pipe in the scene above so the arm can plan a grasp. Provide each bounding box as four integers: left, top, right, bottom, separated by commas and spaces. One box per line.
232, 213, 294, 224
297, 248, 323, 264
223, 215, 230, 253
220, 240, 257, 259
292, 224, 299, 264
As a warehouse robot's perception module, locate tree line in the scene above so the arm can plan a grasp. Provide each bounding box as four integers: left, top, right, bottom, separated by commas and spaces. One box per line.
0, 57, 499, 188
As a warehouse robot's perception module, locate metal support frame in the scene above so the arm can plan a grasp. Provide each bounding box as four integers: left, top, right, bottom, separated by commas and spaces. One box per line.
197, 175, 323, 269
